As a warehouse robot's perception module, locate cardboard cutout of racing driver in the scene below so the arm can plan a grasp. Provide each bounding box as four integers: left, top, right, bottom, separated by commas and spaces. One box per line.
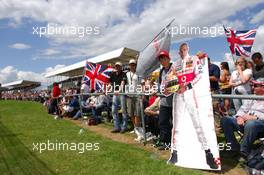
162, 43, 220, 170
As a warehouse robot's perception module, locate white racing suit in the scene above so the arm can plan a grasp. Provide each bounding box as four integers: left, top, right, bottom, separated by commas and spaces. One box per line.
168, 54, 218, 169
171, 54, 208, 151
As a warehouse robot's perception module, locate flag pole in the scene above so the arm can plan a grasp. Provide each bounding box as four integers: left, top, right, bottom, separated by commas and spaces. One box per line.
140, 18, 175, 52
231, 54, 236, 63
79, 59, 88, 122
223, 25, 236, 64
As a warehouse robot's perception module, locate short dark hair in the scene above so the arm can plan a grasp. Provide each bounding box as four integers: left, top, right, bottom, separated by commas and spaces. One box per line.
53, 82, 58, 86
220, 62, 229, 71
179, 43, 188, 49
252, 52, 263, 60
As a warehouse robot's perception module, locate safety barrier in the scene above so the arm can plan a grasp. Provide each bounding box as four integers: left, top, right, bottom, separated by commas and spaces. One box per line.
62, 92, 264, 145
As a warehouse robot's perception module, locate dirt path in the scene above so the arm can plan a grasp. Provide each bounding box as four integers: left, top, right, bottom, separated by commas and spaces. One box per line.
71, 119, 170, 160
69, 119, 246, 175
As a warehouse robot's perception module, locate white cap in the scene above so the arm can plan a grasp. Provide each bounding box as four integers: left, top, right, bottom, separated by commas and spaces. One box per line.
115, 62, 122, 66
129, 59, 136, 64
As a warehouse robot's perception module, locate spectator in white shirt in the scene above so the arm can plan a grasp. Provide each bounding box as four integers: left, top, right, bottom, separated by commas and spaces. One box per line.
229, 56, 253, 111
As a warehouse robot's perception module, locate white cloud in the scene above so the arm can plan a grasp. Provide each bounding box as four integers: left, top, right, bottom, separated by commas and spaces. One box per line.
39, 48, 61, 56
0, 64, 68, 86
44, 64, 66, 74
0, 0, 130, 26
252, 25, 264, 56
17, 71, 45, 82
0, 66, 18, 83
250, 9, 264, 24
0, 0, 263, 60
8, 43, 31, 49
0, 66, 45, 84
223, 53, 235, 71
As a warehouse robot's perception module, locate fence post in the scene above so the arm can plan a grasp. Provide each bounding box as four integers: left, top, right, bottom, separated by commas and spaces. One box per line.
78, 94, 84, 124
139, 95, 146, 145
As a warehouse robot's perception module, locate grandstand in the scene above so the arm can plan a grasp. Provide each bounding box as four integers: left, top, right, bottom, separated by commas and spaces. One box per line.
45, 47, 139, 78
44, 47, 139, 89
2, 80, 41, 91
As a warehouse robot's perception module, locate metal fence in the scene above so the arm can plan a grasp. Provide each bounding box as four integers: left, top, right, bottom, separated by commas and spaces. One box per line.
63, 92, 264, 145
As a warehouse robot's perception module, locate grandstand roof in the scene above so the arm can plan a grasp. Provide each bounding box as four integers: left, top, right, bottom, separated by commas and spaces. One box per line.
2, 80, 41, 90
0, 87, 7, 91
45, 47, 139, 78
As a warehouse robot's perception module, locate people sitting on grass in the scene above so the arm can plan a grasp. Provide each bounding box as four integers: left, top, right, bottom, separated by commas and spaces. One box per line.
90, 92, 109, 124
221, 78, 264, 160
57, 95, 70, 117
72, 95, 94, 120
59, 95, 79, 119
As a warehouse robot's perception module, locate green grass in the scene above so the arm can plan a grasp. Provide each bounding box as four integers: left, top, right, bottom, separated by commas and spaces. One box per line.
0, 100, 201, 175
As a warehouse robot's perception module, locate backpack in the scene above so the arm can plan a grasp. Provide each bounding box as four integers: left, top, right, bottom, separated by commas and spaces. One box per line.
88, 118, 97, 126
247, 144, 264, 171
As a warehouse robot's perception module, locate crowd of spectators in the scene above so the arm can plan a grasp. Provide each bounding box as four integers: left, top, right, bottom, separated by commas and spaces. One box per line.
1, 49, 264, 173
1, 90, 48, 102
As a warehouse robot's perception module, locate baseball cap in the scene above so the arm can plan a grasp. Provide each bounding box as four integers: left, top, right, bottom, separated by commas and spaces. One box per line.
129, 59, 136, 64
115, 62, 123, 66
252, 78, 264, 85
157, 50, 170, 60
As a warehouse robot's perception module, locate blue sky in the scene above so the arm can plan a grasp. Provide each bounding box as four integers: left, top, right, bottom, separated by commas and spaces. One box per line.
0, 0, 264, 84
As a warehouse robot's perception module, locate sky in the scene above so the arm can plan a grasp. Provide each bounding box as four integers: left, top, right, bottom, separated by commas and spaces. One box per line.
0, 0, 264, 84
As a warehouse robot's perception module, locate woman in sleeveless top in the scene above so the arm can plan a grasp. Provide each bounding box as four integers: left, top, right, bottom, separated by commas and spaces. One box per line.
219, 62, 231, 114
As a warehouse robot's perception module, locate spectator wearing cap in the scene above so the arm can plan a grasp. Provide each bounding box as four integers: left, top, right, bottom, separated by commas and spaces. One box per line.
251, 52, 264, 79
221, 78, 264, 158
156, 50, 173, 150
110, 62, 128, 133
126, 59, 142, 133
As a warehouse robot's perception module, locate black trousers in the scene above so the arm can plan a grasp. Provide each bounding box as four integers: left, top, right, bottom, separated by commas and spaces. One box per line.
145, 115, 159, 137
159, 105, 172, 143
50, 98, 59, 115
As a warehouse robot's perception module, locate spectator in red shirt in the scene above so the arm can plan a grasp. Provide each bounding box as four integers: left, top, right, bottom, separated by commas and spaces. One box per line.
49, 82, 61, 118
53, 82, 61, 98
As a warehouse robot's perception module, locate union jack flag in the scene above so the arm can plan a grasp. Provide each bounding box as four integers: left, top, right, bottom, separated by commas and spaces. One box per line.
83, 62, 114, 91
224, 26, 257, 57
